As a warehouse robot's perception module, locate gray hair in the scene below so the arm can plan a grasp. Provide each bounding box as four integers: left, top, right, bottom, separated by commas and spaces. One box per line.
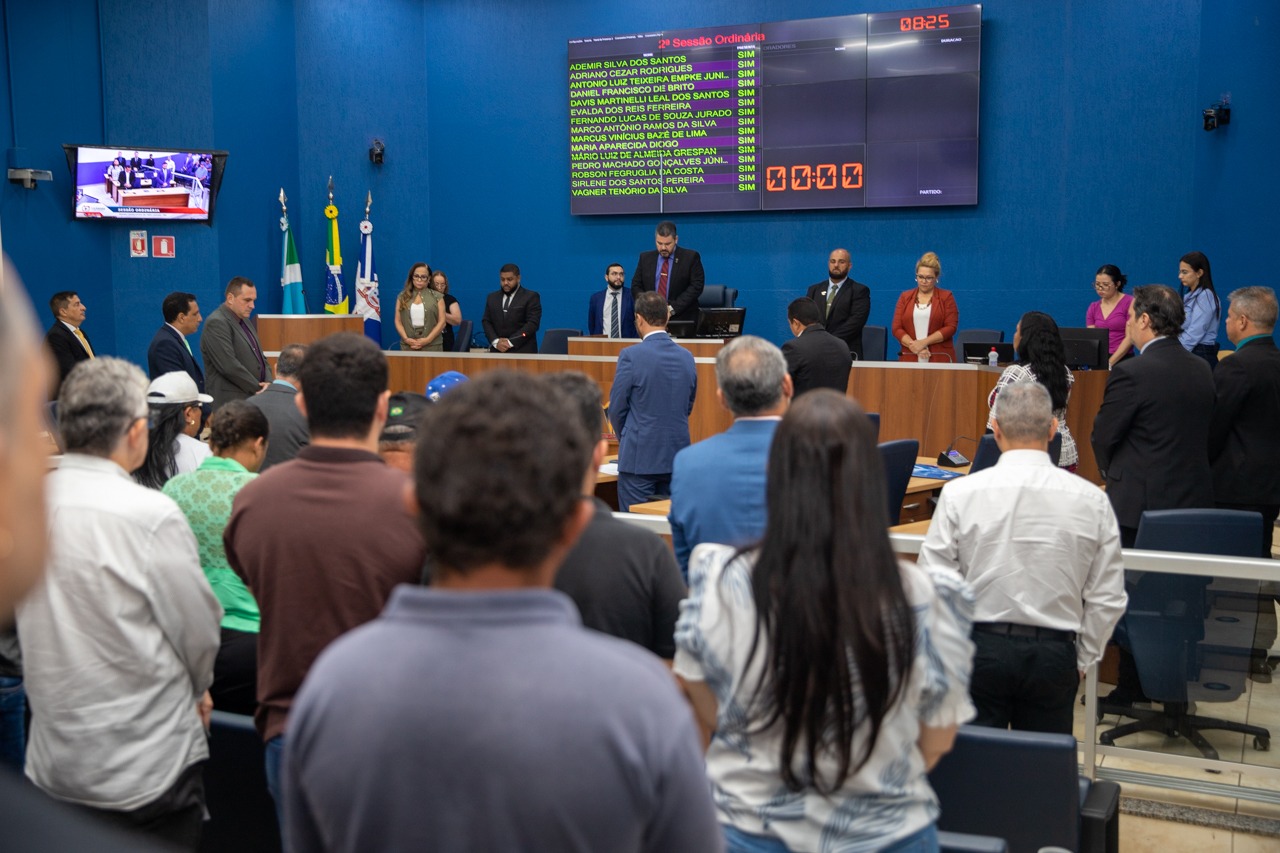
992, 381, 1053, 443
58, 357, 149, 456
1228, 286, 1278, 331
276, 342, 307, 378
716, 335, 788, 417
0, 260, 39, 433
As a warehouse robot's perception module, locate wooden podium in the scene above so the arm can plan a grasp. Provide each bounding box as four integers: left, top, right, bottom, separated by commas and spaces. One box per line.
256, 314, 364, 351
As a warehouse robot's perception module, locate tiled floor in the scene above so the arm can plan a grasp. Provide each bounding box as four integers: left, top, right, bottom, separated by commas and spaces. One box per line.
1079, 579, 1280, 851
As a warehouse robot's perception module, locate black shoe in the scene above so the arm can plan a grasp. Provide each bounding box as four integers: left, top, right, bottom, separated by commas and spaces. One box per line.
1250, 659, 1273, 684
1101, 688, 1152, 709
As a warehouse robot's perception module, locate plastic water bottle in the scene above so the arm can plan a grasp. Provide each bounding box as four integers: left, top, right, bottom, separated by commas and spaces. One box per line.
988, 347, 998, 367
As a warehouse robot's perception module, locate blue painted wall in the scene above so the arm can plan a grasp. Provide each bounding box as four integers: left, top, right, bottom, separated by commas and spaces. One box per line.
1, 0, 1275, 378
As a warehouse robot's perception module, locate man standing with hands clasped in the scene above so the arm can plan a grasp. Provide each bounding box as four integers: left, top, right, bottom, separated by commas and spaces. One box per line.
482, 263, 542, 353
631, 220, 705, 325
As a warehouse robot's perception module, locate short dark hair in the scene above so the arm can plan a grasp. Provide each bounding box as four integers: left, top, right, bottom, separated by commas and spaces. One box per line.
209, 400, 270, 454
297, 333, 388, 439
1131, 284, 1185, 338
655, 220, 677, 238
275, 343, 307, 378
413, 371, 592, 574
225, 276, 255, 298
543, 371, 604, 437
162, 292, 197, 323
635, 291, 668, 327
605, 262, 624, 275
499, 263, 520, 277
787, 297, 823, 327
49, 291, 78, 317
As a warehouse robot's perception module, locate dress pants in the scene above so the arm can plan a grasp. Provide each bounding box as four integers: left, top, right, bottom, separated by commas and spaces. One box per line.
970, 630, 1079, 735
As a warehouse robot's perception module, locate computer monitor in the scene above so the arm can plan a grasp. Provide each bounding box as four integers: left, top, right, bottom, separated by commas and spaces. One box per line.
667, 320, 696, 339
1058, 327, 1110, 369
696, 308, 746, 338
962, 342, 1015, 364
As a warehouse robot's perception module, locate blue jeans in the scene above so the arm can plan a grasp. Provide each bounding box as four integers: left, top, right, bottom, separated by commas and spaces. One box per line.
264, 735, 285, 823
722, 822, 937, 853
0, 676, 25, 772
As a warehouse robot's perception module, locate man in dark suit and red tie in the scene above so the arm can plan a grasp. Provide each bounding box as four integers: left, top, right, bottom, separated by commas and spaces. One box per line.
630, 220, 705, 325
804, 248, 871, 361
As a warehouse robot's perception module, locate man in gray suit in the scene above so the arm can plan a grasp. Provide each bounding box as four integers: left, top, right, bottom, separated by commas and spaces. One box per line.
246, 343, 310, 472
200, 277, 269, 411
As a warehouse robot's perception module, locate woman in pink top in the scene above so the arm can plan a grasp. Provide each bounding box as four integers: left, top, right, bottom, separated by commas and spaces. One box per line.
1085, 264, 1134, 367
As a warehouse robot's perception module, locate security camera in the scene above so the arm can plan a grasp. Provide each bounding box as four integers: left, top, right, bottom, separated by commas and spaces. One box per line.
369, 138, 385, 165
1202, 100, 1231, 132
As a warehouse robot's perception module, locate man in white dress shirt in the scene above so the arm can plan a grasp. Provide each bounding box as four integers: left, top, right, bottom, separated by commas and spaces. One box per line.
917, 381, 1127, 734
16, 357, 221, 848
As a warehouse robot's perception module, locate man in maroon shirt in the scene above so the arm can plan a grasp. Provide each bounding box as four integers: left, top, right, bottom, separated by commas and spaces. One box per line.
225, 332, 426, 805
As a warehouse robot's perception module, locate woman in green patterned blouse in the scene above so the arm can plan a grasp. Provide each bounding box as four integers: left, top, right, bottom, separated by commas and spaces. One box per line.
163, 401, 269, 715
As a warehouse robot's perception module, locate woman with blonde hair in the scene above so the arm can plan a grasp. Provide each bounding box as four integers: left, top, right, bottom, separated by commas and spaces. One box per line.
892, 251, 960, 363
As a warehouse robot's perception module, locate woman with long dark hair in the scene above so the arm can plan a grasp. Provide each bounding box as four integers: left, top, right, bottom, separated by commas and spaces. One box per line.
1178, 250, 1220, 369
675, 391, 975, 853
394, 262, 447, 351
987, 311, 1078, 471
134, 372, 211, 489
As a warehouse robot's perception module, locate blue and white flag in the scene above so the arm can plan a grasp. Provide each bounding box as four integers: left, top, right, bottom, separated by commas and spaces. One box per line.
354, 217, 380, 344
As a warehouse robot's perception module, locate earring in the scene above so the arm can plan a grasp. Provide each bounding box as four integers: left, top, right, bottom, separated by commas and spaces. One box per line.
187, 419, 195, 426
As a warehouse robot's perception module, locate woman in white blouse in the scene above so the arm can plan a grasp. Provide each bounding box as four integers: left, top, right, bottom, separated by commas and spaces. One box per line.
394, 262, 447, 351
675, 390, 976, 853
134, 371, 212, 489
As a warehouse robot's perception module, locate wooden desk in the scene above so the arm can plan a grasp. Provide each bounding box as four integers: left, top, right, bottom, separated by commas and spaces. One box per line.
628, 499, 671, 517
847, 362, 1107, 485
569, 337, 726, 359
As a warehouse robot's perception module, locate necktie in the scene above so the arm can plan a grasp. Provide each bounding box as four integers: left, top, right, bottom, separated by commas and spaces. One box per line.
180, 333, 192, 356
657, 257, 670, 300
73, 328, 95, 358
503, 293, 512, 312
238, 318, 268, 381
826, 284, 839, 318
610, 291, 621, 338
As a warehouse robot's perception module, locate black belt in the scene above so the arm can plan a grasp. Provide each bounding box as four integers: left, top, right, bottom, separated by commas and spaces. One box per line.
973, 622, 1076, 643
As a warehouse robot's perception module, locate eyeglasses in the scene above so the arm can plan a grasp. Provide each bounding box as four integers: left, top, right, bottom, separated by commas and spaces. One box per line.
412, 274, 430, 281
915, 275, 937, 283
1094, 282, 1116, 290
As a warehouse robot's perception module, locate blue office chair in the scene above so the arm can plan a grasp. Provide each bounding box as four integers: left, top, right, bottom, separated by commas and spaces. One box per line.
697, 284, 738, 308
866, 412, 881, 443
968, 432, 1060, 472
968, 434, 1001, 473
541, 328, 580, 355
861, 325, 887, 361
201, 711, 281, 852
878, 438, 918, 525
452, 319, 473, 353
1099, 509, 1271, 759
954, 329, 1005, 351
930, 725, 1120, 853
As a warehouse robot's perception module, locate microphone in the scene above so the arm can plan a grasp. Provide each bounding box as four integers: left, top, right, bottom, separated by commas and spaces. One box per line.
938, 435, 979, 467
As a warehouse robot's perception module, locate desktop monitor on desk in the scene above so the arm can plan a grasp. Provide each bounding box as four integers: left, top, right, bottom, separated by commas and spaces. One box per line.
1058, 327, 1110, 369
696, 307, 746, 338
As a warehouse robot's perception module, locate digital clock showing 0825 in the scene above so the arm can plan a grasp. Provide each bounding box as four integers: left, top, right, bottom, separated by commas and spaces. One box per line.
765, 163, 863, 192
900, 13, 950, 31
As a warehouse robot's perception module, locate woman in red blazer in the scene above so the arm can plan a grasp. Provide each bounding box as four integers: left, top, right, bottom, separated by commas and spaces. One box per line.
891, 251, 959, 363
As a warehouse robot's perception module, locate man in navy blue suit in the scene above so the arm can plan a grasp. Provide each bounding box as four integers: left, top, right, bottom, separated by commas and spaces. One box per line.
147, 292, 205, 393
630, 221, 705, 325
587, 263, 637, 338
669, 335, 791, 577
608, 293, 697, 510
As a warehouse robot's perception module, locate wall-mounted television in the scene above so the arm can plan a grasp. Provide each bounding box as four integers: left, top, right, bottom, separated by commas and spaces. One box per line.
62, 144, 228, 223
568, 4, 981, 215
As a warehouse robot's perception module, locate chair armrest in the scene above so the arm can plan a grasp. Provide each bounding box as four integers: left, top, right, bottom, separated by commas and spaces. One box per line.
938, 830, 1009, 853
1080, 778, 1121, 853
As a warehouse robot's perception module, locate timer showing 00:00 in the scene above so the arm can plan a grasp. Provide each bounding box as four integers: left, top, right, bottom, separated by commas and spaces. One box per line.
900, 14, 950, 31
765, 163, 863, 192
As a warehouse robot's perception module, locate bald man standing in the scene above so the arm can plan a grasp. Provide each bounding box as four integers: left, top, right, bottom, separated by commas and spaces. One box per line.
805, 248, 871, 360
